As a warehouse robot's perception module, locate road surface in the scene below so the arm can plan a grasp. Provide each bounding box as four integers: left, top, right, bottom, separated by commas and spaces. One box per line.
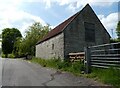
0, 58, 2, 86
1, 58, 107, 86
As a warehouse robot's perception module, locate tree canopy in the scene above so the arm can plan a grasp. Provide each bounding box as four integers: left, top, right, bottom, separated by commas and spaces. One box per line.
23, 22, 49, 55
15, 22, 50, 57
2, 28, 22, 57
116, 21, 120, 40
1, 22, 50, 58
0, 34, 1, 38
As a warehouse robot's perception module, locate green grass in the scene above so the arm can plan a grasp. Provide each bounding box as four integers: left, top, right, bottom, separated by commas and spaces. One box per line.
87, 67, 120, 87
30, 57, 84, 75
29, 58, 120, 87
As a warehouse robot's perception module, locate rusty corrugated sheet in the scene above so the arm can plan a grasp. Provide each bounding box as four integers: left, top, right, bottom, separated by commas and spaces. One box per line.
36, 12, 79, 45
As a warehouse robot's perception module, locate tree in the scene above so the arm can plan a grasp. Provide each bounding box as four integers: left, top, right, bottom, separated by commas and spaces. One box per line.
2, 28, 22, 57
116, 21, 120, 40
19, 22, 50, 56
0, 34, 1, 38
110, 38, 119, 43
13, 37, 22, 57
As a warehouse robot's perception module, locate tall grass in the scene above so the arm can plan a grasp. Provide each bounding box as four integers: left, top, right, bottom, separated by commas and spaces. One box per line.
30, 58, 120, 87
30, 58, 84, 75
88, 67, 120, 87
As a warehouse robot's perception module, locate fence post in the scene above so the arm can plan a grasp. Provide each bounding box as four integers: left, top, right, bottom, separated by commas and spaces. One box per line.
84, 47, 91, 73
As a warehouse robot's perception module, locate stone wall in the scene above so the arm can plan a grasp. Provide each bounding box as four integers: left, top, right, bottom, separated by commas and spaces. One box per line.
36, 33, 64, 59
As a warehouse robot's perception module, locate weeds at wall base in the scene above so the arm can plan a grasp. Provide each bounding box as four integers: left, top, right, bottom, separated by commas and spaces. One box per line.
30, 57, 84, 75
29, 57, 120, 88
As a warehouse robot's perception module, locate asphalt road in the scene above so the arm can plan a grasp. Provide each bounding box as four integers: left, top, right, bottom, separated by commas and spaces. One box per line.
1, 58, 107, 86
0, 58, 2, 86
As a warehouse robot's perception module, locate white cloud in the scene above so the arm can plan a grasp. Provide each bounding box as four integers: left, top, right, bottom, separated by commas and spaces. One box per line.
98, 12, 118, 38
43, 0, 51, 8
39, 0, 119, 38
0, 0, 119, 39
1, 0, 118, 13
37, 0, 119, 12
0, 0, 46, 36
20, 22, 34, 37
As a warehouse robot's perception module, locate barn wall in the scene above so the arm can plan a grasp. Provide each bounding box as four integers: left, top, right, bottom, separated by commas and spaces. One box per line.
64, 16, 85, 59
36, 33, 64, 59
64, 5, 110, 58
81, 5, 110, 45
36, 5, 110, 59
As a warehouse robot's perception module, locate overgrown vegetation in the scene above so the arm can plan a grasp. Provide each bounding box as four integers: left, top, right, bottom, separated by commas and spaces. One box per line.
29, 58, 120, 87
86, 67, 120, 87
30, 58, 84, 75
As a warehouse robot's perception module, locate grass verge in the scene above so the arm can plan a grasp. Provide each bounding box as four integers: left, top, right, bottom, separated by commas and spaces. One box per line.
86, 67, 120, 87
29, 57, 84, 75
29, 58, 120, 87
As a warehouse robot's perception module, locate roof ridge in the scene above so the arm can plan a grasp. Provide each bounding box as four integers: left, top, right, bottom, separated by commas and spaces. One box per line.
61, 12, 79, 32
36, 4, 91, 45
36, 12, 80, 45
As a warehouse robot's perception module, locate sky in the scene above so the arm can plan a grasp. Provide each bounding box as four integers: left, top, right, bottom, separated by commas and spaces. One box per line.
0, 0, 120, 40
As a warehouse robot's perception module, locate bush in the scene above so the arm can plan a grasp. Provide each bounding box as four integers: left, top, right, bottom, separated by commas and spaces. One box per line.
8, 54, 15, 58
1, 53, 5, 58
57, 61, 71, 69
1, 53, 15, 58
68, 62, 84, 75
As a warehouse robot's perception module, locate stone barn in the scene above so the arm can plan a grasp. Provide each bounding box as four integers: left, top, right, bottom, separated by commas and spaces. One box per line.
36, 4, 110, 59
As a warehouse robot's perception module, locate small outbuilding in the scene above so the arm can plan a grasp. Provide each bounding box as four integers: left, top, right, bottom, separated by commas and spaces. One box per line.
36, 4, 110, 59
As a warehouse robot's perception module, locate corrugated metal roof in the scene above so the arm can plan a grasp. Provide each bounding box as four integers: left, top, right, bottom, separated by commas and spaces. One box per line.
36, 11, 79, 45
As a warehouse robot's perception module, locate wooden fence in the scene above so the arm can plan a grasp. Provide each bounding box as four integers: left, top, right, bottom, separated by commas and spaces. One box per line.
68, 52, 85, 62
84, 42, 120, 73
